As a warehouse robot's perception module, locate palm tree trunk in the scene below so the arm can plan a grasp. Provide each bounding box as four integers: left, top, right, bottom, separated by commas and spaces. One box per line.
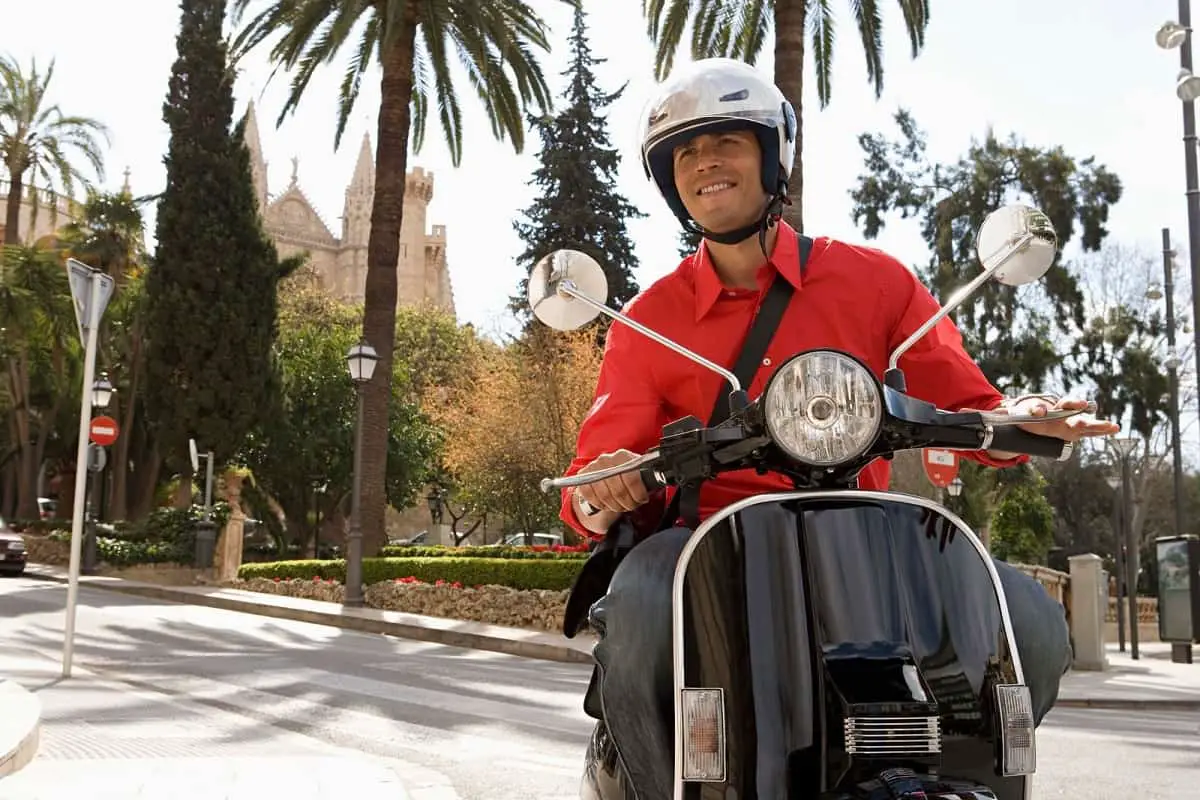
774, 0, 807, 233
4, 175, 23, 245
358, 4, 419, 555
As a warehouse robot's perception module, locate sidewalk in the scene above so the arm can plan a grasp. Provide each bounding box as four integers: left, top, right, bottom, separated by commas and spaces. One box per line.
1058, 642, 1200, 710
22, 564, 1200, 710
23, 563, 595, 664
0, 648, 425, 800
0, 671, 40, 778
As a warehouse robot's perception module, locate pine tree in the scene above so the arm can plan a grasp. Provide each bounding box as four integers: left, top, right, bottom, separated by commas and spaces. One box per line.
142, 0, 293, 481
510, 4, 642, 323
677, 226, 702, 259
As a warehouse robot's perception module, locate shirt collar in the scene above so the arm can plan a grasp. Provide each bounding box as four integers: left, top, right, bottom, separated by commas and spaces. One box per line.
692, 222, 805, 321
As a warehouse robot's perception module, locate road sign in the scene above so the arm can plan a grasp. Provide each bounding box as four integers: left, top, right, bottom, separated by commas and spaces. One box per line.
66, 258, 115, 347
923, 448, 960, 488
86, 443, 107, 473
89, 415, 119, 446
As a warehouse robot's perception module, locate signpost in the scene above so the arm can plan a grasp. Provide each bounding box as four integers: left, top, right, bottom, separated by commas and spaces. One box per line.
62, 259, 115, 678
923, 448, 961, 489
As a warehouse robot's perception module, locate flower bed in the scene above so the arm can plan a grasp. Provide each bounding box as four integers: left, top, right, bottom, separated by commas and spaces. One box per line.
238, 555, 584, 591
228, 574, 578, 633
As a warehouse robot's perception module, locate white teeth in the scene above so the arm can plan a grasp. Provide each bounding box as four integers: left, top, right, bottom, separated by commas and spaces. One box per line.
700, 182, 732, 195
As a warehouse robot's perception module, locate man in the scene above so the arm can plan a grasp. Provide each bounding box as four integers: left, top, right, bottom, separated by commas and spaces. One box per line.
558, 58, 1118, 796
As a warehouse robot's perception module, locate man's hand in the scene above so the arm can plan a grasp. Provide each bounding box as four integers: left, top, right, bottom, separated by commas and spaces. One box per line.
985, 395, 1121, 460
1008, 396, 1121, 441
575, 449, 651, 514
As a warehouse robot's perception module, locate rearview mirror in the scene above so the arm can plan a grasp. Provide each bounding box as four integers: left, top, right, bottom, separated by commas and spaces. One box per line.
885, 202, 1059, 389
528, 249, 609, 331
975, 203, 1058, 286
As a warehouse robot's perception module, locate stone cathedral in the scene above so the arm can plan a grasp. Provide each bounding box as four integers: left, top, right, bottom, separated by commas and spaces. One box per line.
241, 101, 455, 314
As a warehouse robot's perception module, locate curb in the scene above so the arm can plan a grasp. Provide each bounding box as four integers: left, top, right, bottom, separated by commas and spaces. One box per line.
0, 678, 41, 778
1055, 697, 1200, 711
23, 568, 594, 666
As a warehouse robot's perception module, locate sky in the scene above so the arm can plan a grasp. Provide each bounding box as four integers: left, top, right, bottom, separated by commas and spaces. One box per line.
10, 0, 1200, 461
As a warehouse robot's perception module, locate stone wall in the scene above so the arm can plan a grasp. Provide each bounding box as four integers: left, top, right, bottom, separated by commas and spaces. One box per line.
228, 577, 574, 633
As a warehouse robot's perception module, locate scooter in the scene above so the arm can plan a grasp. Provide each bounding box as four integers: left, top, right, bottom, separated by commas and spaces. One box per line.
527, 203, 1088, 800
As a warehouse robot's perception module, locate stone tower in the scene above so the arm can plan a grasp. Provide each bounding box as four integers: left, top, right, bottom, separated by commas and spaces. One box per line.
240, 100, 455, 314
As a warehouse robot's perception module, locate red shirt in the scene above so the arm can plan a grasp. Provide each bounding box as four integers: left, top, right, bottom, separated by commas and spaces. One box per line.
560, 223, 1021, 539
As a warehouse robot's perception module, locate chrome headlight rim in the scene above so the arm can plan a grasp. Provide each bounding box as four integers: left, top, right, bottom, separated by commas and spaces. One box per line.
762, 348, 885, 468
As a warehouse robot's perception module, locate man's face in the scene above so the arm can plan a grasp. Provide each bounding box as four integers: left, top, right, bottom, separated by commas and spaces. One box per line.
672, 129, 768, 234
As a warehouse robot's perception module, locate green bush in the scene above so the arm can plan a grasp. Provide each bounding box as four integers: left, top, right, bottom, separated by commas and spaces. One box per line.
238, 556, 584, 591
378, 544, 589, 560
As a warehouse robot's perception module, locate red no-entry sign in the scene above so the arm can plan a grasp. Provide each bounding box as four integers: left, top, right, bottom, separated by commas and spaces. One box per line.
923, 448, 960, 488
89, 415, 119, 447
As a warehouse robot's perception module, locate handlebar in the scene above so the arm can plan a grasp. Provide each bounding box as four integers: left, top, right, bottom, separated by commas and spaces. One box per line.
986, 424, 1072, 460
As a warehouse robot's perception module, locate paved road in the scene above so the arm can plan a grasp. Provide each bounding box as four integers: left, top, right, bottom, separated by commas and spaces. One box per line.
1, 576, 1195, 798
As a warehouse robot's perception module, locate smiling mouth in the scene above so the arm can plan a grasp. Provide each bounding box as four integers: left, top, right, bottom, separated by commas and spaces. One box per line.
697, 181, 736, 196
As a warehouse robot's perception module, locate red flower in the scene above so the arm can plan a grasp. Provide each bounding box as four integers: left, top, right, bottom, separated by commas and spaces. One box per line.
451, 581, 463, 589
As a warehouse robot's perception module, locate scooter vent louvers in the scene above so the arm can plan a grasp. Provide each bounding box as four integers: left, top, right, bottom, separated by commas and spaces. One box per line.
843, 715, 942, 756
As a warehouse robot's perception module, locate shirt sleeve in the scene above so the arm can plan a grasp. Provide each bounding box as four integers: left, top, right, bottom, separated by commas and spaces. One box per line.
559, 314, 670, 538
883, 258, 1027, 469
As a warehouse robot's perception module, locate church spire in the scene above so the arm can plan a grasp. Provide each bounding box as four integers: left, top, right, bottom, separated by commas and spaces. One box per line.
242, 99, 269, 209
349, 132, 374, 194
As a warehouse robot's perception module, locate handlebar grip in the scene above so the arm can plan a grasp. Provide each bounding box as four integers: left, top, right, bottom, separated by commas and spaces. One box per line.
987, 426, 1070, 460
640, 466, 668, 492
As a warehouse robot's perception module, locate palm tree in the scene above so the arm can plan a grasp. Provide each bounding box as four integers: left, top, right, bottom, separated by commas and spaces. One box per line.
229, 0, 554, 551
642, 0, 931, 232
0, 54, 109, 245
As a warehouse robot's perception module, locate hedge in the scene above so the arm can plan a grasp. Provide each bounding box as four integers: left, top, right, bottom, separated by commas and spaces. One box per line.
378, 544, 589, 560
238, 556, 585, 591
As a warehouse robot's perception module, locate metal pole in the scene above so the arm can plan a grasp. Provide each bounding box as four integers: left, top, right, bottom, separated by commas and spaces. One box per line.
1121, 454, 1140, 660
1113, 497, 1127, 652
1177, 0, 1200, 472
345, 386, 365, 606
203, 451, 215, 521
63, 272, 102, 678
1163, 228, 1187, 537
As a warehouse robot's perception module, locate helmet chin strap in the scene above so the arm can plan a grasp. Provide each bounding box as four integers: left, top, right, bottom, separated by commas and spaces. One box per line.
685, 190, 790, 257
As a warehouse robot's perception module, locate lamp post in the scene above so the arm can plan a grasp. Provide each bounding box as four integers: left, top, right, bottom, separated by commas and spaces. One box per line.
344, 339, 378, 607
1156, 10, 1200, 482
1105, 473, 1127, 651
1148, 231, 1187, 539
82, 373, 114, 575
947, 477, 963, 499
1111, 436, 1141, 660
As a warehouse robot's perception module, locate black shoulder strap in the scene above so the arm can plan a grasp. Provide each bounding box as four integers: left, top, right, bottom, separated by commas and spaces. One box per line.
667, 234, 814, 530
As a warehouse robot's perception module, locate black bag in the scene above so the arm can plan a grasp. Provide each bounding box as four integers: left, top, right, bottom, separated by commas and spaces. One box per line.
561, 236, 814, 637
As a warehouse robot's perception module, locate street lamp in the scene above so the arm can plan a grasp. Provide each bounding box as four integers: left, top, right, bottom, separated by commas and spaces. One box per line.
1150, 233, 1187, 543
91, 372, 113, 409
344, 338, 378, 607
1110, 435, 1141, 660
1105, 473, 1126, 651
1156, 7, 1200, 500
947, 477, 963, 498
426, 486, 445, 527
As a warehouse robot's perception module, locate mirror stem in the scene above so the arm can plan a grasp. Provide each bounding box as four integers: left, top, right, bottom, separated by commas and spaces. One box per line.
553, 279, 744, 393
886, 232, 1034, 373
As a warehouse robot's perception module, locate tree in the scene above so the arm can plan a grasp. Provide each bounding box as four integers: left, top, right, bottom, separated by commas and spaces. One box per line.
677, 226, 702, 259
142, 0, 296, 501
0, 54, 108, 245
849, 109, 1123, 394
0, 244, 75, 519
239, 278, 442, 550
509, 4, 643, 322
230, 0, 554, 552
642, 0, 931, 232
432, 327, 602, 541
989, 467, 1055, 565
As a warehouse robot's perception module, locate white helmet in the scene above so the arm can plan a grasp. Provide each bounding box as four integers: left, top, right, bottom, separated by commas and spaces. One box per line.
639, 58, 797, 231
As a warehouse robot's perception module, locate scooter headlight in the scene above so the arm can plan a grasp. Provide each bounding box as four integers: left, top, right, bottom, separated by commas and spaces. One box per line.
763, 350, 883, 467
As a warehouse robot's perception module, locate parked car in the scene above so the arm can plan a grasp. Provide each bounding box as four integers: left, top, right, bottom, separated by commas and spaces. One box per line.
502, 532, 564, 548
0, 515, 27, 576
